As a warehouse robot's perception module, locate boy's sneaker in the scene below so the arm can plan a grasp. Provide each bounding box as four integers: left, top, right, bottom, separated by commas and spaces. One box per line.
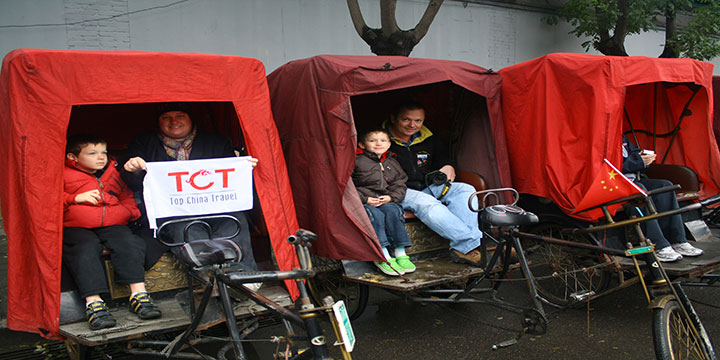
129, 292, 162, 320
656, 246, 683, 262
672, 242, 704, 257
450, 248, 484, 267
374, 258, 405, 276
394, 256, 416, 273
86, 300, 116, 330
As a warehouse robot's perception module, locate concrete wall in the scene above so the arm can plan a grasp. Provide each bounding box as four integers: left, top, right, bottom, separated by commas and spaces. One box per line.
1, 0, 717, 74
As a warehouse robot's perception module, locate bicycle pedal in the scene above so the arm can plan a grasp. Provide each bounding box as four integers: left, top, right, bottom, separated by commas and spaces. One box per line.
492, 338, 518, 350
570, 290, 595, 302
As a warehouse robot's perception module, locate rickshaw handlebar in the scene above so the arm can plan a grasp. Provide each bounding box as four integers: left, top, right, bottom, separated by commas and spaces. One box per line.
468, 188, 519, 212
572, 202, 701, 234
576, 184, 682, 214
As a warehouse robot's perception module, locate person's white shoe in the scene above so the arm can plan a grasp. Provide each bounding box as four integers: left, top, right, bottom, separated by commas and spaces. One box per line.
656, 246, 683, 262
671, 242, 704, 257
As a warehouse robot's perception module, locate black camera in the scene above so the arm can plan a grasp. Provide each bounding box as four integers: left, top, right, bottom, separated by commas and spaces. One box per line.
425, 170, 448, 187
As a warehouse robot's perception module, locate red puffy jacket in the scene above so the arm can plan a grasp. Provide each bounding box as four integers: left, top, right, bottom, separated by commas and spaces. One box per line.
63, 158, 141, 228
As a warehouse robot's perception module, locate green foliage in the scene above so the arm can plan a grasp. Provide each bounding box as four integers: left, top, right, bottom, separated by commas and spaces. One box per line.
674, 2, 720, 59
546, 0, 720, 59
544, 0, 657, 52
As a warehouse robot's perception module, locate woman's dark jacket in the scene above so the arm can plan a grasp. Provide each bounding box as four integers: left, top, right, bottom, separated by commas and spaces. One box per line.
119, 129, 237, 268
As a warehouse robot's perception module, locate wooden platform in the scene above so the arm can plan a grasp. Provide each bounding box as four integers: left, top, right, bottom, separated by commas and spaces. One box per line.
59, 284, 292, 347
342, 255, 486, 292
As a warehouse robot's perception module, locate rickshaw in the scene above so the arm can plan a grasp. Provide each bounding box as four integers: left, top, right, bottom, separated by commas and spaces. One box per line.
499, 53, 720, 358
0, 49, 353, 359
266, 55, 548, 327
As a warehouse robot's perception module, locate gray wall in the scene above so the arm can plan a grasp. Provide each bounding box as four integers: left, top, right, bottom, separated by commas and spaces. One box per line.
0, 0, 717, 74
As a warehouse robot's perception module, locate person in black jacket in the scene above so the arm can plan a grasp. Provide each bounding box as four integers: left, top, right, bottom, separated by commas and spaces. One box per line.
622, 135, 703, 262
121, 102, 258, 272
383, 101, 484, 267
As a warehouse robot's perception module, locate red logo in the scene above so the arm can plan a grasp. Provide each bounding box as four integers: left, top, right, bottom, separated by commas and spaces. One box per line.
167, 168, 235, 191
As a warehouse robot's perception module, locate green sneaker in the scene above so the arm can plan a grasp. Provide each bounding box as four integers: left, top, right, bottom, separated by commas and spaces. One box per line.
374, 259, 405, 276
394, 256, 416, 273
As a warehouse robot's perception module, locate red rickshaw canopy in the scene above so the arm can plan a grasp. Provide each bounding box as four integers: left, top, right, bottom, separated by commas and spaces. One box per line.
268, 55, 510, 261
500, 53, 720, 220
0, 49, 300, 338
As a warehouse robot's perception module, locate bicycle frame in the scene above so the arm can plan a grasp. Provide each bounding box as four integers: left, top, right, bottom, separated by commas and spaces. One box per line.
124, 221, 352, 360
514, 186, 716, 359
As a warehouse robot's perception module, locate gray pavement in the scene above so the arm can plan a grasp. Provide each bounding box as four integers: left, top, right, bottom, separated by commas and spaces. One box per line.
239, 275, 719, 360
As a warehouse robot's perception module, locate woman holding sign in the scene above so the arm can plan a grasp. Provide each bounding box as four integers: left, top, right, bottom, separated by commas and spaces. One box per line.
121, 102, 258, 271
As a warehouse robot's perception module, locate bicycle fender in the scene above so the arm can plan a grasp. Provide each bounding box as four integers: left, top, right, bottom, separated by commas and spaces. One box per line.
648, 294, 673, 310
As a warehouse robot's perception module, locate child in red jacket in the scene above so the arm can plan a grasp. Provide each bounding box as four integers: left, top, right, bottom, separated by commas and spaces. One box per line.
63, 134, 161, 330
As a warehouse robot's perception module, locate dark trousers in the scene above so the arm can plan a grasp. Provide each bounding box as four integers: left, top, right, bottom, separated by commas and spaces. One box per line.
364, 203, 412, 249
63, 225, 146, 298
151, 211, 258, 271
631, 178, 686, 249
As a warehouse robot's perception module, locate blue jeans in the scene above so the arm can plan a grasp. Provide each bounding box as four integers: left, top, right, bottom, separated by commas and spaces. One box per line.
630, 178, 687, 249
401, 182, 482, 254
364, 203, 412, 249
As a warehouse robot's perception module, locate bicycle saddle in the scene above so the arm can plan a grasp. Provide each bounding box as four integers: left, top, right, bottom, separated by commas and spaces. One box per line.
481, 205, 538, 227
176, 239, 242, 267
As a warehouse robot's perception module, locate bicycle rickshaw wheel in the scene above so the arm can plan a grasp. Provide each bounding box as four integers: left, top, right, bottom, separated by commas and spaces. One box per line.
525, 219, 611, 307
653, 296, 716, 360
307, 269, 369, 320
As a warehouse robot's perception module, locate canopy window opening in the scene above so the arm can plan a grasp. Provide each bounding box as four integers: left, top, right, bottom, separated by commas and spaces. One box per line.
67, 102, 246, 153
349, 82, 503, 189
65, 102, 273, 270
623, 83, 720, 194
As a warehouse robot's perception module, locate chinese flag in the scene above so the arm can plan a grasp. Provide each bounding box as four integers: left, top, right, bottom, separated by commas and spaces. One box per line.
572, 159, 646, 220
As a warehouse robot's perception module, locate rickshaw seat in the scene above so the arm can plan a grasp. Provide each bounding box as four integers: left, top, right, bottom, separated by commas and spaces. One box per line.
404, 171, 488, 219
645, 164, 700, 202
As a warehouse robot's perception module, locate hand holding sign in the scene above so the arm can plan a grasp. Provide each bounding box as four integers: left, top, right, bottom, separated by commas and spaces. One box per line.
142, 157, 255, 229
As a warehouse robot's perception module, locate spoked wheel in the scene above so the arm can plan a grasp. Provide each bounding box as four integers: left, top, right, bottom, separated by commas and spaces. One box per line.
653, 294, 716, 360
307, 270, 369, 320
525, 220, 611, 307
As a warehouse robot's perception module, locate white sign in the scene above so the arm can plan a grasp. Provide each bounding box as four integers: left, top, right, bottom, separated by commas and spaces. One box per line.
332, 300, 355, 352
142, 157, 254, 229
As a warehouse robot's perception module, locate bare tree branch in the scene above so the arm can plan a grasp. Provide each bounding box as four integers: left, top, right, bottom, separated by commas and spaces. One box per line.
380, 0, 400, 37
347, 0, 444, 56
347, 0, 368, 38
411, 0, 444, 42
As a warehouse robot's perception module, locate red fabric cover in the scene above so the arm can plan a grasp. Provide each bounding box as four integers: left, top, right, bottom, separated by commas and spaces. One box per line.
500, 53, 720, 220
63, 158, 141, 228
0, 49, 300, 338
267, 55, 510, 261
713, 76, 720, 146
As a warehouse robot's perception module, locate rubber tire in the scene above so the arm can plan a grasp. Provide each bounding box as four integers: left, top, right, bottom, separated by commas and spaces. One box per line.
307, 270, 369, 320
525, 218, 611, 307
653, 298, 716, 360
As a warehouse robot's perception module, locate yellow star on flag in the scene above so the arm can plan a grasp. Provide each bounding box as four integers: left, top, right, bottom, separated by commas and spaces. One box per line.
608, 170, 617, 180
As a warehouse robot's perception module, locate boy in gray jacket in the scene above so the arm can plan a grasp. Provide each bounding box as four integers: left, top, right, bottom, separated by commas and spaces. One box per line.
352, 128, 415, 276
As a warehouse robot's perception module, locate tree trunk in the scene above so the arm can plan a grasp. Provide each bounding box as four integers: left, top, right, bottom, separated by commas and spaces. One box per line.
659, 12, 678, 58
594, 0, 628, 56
347, 0, 444, 56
